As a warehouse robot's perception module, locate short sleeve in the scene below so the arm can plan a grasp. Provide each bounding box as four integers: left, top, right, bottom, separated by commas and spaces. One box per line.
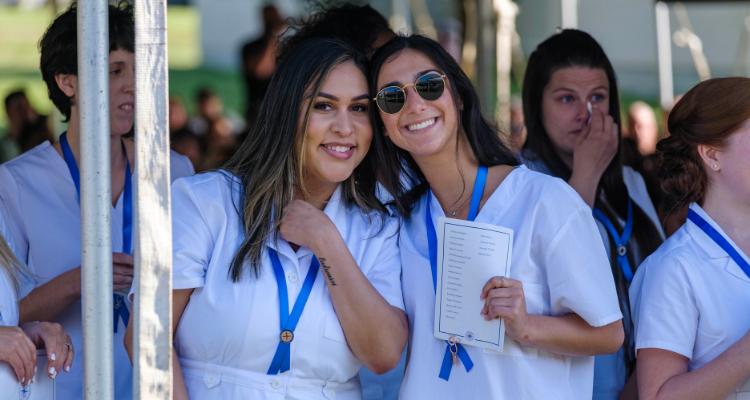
546, 206, 623, 327
362, 219, 404, 311
171, 177, 214, 290
0, 165, 29, 266
631, 255, 697, 359
170, 151, 195, 182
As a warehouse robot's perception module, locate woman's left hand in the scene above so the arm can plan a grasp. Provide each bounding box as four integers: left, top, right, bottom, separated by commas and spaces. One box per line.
480, 277, 531, 341
279, 200, 336, 252
23, 322, 74, 379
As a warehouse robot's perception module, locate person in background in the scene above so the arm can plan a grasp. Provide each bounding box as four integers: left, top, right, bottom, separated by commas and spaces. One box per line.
1, 91, 39, 163
0, 4, 194, 400
279, 2, 395, 61
631, 77, 750, 400
188, 88, 245, 138
0, 210, 74, 393
241, 4, 286, 128
519, 29, 665, 400
626, 101, 658, 157
508, 95, 526, 152
437, 19, 463, 64
169, 96, 203, 171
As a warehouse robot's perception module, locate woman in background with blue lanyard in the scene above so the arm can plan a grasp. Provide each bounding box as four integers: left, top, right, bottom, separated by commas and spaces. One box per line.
519, 29, 665, 399
0, 210, 74, 392
0, 4, 194, 400
125, 38, 408, 400
630, 77, 750, 400
370, 34, 624, 400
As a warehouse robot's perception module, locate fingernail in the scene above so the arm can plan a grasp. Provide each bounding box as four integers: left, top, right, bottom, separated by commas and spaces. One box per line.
34, 366, 37, 375
22, 377, 25, 383
65, 366, 70, 372
49, 367, 55, 375
51, 353, 56, 361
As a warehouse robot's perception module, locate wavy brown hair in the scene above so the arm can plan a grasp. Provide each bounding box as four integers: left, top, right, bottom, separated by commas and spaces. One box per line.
221, 38, 387, 282
658, 77, 750, 209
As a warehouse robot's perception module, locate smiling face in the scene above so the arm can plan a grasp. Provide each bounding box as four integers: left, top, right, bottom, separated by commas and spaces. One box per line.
299, 61, 372, 191
541, 66, 610, 161
108, 48, 135, 136
376, 49, 459, 159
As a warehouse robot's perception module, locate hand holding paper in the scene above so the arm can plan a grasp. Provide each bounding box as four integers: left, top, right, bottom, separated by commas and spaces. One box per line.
480, 276, 531, 341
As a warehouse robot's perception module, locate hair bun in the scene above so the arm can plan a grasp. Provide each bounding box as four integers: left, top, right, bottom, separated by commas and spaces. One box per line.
656, 129, 705, 210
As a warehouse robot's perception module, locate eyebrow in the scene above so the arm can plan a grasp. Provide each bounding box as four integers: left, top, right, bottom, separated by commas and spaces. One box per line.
109, 61, 126, 67
378, 69, 442, 91
317, 92, 370, 102
552, 85, 609, 93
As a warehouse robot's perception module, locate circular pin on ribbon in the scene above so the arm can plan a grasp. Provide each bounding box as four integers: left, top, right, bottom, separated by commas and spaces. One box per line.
466, 331, 474, 341
280, 329, 294, 344
617, 245, 627, 257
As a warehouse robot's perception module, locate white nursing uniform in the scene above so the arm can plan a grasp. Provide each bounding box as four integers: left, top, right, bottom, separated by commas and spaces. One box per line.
399, 167, 622, 400
170, 172, 404, 400
630, 203, 750, 400
521, 153, 665, 400
0, 141, 194, 400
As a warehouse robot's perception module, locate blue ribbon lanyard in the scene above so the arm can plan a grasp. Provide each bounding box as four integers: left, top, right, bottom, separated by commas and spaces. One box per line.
267, 249, 320, 374
688, 209, 750, 279
593, 199, 634, 282
425, 165, 487, 381
60, 132, 132, 332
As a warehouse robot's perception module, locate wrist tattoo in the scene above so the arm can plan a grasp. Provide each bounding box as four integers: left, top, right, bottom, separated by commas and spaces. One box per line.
318, 258, 338, 286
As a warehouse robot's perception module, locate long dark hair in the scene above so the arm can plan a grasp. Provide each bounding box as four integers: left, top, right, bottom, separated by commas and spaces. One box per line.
222, 38, 386, 281
522, 29, 663, 373
369, 35, 519, 218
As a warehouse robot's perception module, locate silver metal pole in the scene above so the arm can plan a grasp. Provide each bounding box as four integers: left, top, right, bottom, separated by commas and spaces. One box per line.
77, 0, 114, 399
133, 0, 173, 398
495, 0, 518, 130
391, 0, 412, 34
561, 0, 578, 29
655, 1, 674, 110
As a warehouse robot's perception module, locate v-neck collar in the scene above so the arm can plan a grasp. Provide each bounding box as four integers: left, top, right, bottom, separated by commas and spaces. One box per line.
687, 203, 750, 284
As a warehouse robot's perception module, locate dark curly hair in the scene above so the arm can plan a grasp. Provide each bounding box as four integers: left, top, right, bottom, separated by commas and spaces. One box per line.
278, 1, 392, 61
658, 77, 750, 209
39, 1, 134, 122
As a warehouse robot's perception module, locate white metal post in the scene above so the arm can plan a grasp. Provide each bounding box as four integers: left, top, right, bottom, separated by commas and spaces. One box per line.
561, 0, 578, 29
391, 0, 412, 34
77, 0, 114, 398
133, 0, 173, 399
495, 0, 518, 130
655, 1, 674, 110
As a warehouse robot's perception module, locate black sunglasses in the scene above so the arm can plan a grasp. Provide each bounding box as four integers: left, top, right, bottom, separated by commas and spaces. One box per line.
374, 73, 447, 114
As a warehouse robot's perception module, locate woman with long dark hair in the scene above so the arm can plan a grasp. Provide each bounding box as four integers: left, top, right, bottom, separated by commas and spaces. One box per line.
520, 29, 665, 399
371, 34, 623, 399
124, 38, 408, 399
630, 77, 750, 400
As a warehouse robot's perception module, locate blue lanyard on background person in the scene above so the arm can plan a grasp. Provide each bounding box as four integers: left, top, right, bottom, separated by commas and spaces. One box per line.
593, 198, 634, 282
60, 132, 132, 332
688, 209, 750, 279
425, 165, 487, 381
267, 248, 320, 375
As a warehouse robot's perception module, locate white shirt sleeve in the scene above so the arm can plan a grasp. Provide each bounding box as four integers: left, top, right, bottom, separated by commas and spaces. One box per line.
362, 218, 405, 311
0, 165, 29, 267
632, 254, 697, 359
171, 177, 214, 290
170, 151, 196, 182
545, 205, 623, 327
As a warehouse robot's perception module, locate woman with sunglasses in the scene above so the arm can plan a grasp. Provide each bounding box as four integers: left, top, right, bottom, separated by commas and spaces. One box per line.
520, 30, 665, 400
125, 38, 407, 400
370, 35, 623, 399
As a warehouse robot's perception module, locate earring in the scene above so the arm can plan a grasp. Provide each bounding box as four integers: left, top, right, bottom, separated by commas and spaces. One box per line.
713, 164, 719, 170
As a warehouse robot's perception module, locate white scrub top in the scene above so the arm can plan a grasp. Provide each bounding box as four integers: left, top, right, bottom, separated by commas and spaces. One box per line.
169, 172, 404, 400
0, 141, 194, 400
630, 203, 750, 400
399, 166, 622, 400
521, 153, 665, 400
